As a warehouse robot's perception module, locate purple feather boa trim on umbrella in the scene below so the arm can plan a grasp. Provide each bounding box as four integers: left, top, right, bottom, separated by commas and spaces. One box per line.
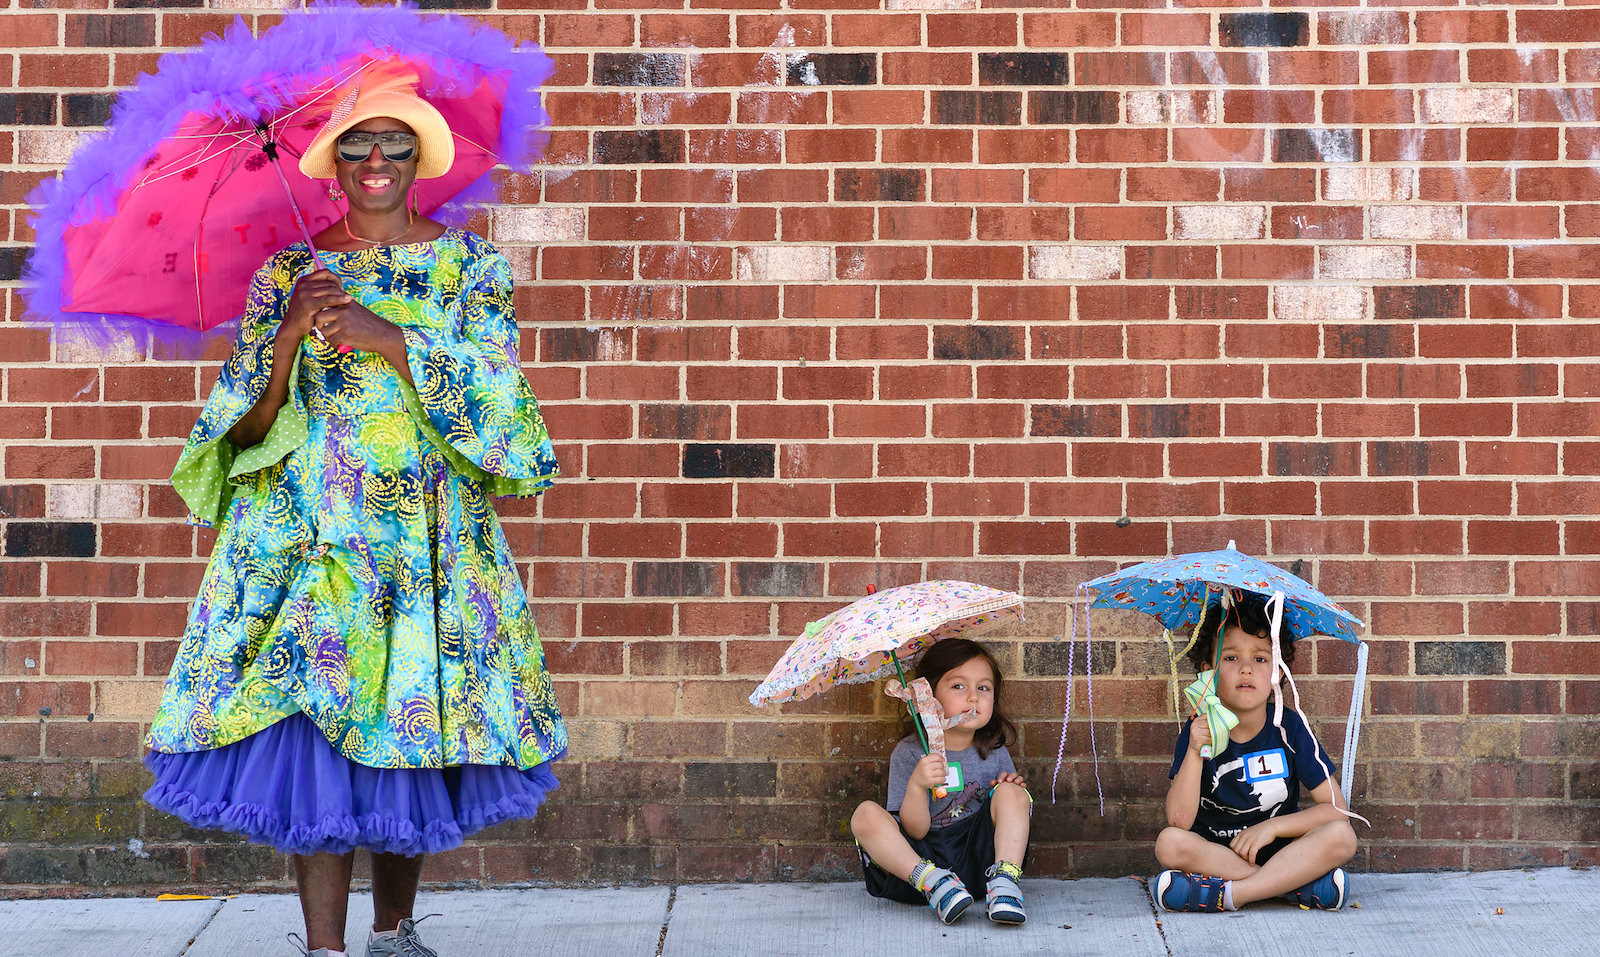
144, 713, 562, 857
23, 0, 554, 354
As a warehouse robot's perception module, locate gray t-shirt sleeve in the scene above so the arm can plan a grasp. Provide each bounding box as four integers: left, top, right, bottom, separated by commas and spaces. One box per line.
885, 737, 924, 814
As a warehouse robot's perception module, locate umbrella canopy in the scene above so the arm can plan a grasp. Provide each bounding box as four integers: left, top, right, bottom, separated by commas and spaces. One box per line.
24, 0, 554, 351
748, 580, 1023, 707
1080, 541, 1364, 643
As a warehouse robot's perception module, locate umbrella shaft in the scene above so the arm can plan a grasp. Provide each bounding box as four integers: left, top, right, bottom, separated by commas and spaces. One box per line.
890, 651, 932, 755
264, 143, 324, 271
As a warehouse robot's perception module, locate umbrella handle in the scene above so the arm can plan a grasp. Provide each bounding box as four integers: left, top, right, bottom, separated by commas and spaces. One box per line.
260, 128, 354, 355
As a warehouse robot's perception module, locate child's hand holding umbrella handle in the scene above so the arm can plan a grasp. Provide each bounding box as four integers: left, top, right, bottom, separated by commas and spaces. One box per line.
1188, 710, 1213, 759
911, 752, 949, 796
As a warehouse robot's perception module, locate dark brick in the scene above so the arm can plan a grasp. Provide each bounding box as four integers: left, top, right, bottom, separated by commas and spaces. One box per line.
189, 843, 283, 883
1375, 285, 1466, 320
5, 523, 96, 558
1273, 128, 1359, 163
633, 561, 722, 597
1372, 441, 1455, 476
0, 485, 45, 519
68, 14, 157, 47
835, 168, 924, 203
114, 0, 203, 7
933, 91, 1021, 126
979, 53, 1070, 86
0, 248, 28, 283
0, 93, 55, 125
539, 328, 602, 362
1029, 91, 1119, 125
1023, 640, 1115, 676
732, 561, 823, 597
590, 845, 659, 882
1032, 405, 1121, 438
62, 93, 112, 127
595, 130, 685, 165
414, 0, 491, 7
1416, 641, 1507, 676
640, 404, 731, 441
0, 846, 86, 884
594, 53, 684, 87
683, 444, 775, 479
684, 762, 777, 798
787, 53, 875, 86
1129, 404, 1218, 438
1325, 324, 1415, 358
1269, 442, 1361, 477
1219, 12, 1310, 47
933, 326, 1023, 361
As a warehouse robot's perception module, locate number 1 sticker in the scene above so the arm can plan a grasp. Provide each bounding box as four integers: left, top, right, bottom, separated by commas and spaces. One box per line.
1242, 749, 1287, 782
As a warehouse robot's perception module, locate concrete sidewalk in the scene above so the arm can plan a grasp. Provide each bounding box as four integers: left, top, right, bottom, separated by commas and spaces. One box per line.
1, 868, 1594, 957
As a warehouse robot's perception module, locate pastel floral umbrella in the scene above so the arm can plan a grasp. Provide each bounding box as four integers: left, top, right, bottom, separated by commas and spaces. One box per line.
748, 580, 1024, 708
749, 580, 1023, 790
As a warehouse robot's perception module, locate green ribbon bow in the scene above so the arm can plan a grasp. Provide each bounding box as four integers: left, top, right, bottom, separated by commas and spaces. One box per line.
1183, 670, 1240, 760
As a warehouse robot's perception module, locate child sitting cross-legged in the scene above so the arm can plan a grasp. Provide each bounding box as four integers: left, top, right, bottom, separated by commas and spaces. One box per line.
850, 638, 1031, 925
1154, 594, 1358, 913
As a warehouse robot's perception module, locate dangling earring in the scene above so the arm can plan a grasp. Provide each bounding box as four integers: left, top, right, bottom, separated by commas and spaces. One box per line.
409, 181, 420, 215
326, 181, 345, 203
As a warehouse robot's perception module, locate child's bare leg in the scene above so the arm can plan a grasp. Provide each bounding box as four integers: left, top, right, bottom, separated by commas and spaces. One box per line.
850, 801, 921, 881
990, 782, 1031, 867
1154, 827, 1259, 881
1229, 821, 1357, 906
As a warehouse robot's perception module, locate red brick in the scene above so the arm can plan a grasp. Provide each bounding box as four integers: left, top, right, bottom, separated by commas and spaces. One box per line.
880, 522, 975, 558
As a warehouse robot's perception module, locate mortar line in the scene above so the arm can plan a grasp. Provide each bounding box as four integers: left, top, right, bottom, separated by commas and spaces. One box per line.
173, 899, 227, 957
654, 885, 678, 957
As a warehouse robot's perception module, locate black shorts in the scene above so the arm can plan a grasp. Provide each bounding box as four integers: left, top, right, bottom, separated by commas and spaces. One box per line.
859, 793, 1030, 905
1197, 828, 1291, 866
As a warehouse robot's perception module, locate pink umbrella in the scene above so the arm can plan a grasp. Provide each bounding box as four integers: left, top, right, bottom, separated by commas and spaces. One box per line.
24, 1, 554, 352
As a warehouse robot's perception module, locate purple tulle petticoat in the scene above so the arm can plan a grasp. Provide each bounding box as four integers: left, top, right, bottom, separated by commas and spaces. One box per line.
144, 713, 560, 857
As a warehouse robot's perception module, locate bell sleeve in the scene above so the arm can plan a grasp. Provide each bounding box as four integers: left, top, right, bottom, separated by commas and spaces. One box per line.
396, 241, 559, 497
168, 251, 310, 527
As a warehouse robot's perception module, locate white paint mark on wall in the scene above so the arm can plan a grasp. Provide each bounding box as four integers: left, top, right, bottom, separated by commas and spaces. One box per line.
494, 208, 584, 243
1029, 245, 1123, 281
737, 246, 831, 281
1175, 205, 1266, 240
1273, 285, 1367, 322
1319, 245, 1411, 280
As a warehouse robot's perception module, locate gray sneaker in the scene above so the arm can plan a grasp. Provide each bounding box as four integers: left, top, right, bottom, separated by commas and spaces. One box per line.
364, 916, 440, 957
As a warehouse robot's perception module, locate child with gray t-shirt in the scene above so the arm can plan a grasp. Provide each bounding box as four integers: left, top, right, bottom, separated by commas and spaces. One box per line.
849, 639, 1033, 925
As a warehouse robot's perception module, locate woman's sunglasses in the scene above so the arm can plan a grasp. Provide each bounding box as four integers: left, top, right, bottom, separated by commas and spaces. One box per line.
336, 131, 418, 163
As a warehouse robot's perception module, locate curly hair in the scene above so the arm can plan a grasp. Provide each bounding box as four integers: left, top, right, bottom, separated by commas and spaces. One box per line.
1184, 592, 1297, 678
910, 638, 1018, 760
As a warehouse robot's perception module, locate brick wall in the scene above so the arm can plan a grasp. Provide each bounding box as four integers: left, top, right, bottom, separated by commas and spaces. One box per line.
2, 0, 1598, 891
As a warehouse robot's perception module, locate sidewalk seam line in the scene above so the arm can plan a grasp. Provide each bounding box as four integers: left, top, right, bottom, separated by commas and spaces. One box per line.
1140, 877, 1176, 957
173, 899, 227, 957
654, 884, 678, 957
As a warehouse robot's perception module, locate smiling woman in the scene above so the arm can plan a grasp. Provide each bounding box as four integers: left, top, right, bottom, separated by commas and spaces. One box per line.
141, 62, 564, 957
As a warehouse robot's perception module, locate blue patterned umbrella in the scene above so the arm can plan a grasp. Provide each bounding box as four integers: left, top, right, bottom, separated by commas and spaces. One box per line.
1080, 540, 1363, 643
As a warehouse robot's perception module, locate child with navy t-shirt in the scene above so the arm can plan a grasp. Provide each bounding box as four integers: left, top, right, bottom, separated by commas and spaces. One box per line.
1153, 595, 1358, 913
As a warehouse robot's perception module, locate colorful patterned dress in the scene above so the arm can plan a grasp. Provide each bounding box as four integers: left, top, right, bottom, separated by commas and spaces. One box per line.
143, 227, 566, 856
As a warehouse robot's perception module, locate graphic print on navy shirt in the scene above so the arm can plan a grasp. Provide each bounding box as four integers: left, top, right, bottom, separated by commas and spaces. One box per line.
1169, 708, 1335, 841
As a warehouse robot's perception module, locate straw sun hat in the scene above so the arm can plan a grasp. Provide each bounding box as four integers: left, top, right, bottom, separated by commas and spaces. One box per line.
298, 62, 454, 180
